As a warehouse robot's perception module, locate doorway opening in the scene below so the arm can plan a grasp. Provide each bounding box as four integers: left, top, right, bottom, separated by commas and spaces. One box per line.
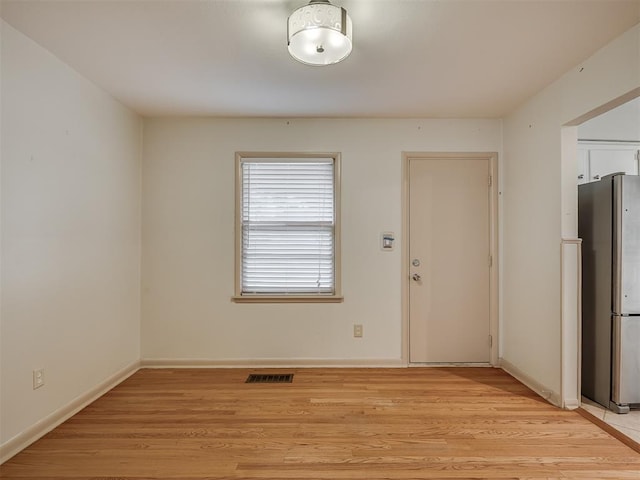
562, 89, 640, 444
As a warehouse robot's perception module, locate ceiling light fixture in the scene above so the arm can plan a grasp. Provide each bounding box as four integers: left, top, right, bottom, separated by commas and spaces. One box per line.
287, 0, 353, 66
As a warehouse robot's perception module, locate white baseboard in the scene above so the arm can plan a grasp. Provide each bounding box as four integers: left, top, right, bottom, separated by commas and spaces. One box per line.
408, 362, 493, 367
2, 357, 565, 465
0, 360, 140, 465
563, 399, 581, 410
499, 358, 562, 408
141, 357, 405, 368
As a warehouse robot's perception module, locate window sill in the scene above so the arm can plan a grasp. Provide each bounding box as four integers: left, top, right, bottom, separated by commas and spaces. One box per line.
232, 295, 344, 304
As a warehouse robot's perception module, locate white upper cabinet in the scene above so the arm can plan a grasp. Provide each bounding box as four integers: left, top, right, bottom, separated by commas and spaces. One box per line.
578, 142, 640, 184
589, 148, 639, 180
577, 147, 589, 185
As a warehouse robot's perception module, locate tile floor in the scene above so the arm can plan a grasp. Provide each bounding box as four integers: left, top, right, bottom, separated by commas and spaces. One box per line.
581, 396, 640, 444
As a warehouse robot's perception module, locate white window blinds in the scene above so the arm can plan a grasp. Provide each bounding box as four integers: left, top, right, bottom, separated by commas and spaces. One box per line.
240, 159, 335, 295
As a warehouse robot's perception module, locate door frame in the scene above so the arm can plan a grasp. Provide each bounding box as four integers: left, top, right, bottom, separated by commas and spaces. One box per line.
401, 152, 500, 366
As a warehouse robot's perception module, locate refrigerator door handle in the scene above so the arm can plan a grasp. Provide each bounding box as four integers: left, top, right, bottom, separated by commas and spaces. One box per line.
612, 176, 623, 314
612, 315, 622, 404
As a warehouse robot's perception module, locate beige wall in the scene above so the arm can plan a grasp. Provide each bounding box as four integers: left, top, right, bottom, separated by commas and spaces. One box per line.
141, 118, 503, 364
0, 22, 142, 446
502, 24, 640, 404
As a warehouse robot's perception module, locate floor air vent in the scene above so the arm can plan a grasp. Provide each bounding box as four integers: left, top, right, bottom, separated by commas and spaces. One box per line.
245, 373, 293, 384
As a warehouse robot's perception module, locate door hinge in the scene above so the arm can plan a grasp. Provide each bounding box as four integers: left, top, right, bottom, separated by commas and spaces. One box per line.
636, 150, 640, 162
488, 254, 493, 267
488, 175, 493, 187
489, 335, 493, 347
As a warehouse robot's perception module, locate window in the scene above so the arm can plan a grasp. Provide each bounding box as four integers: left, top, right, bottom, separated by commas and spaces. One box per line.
234, 153, 342, 302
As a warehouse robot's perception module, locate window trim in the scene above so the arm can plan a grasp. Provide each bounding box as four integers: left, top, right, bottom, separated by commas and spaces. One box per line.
233, 152, 343, 303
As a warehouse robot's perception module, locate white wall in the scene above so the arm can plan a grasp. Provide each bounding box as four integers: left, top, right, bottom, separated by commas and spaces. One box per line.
502, 24, 640, 404
578, 97, 640, 141
141, 118, 502, 364
0, 21, 142, 448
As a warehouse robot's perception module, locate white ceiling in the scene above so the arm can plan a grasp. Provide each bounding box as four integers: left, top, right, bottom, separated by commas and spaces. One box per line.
2, 0, 639, 118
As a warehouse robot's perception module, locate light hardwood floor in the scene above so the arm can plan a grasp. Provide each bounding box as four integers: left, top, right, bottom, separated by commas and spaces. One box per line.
2, 367, 639, 479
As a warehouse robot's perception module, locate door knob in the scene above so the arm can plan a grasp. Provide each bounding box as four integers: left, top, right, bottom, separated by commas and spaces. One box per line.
412, 273, 422, 282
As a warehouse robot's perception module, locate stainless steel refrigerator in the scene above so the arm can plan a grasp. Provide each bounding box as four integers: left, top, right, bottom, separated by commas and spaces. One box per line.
579, 173, 640, 414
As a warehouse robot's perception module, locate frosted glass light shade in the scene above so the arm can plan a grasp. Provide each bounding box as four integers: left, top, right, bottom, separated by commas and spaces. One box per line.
287, 1, 352, 66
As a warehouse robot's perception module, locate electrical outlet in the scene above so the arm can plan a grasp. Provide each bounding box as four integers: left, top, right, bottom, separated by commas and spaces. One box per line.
353, 324, 363, 338
33, 368, 45, 389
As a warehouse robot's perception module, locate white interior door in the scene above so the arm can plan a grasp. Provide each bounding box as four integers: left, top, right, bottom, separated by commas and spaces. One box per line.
408, 157, 491, 363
